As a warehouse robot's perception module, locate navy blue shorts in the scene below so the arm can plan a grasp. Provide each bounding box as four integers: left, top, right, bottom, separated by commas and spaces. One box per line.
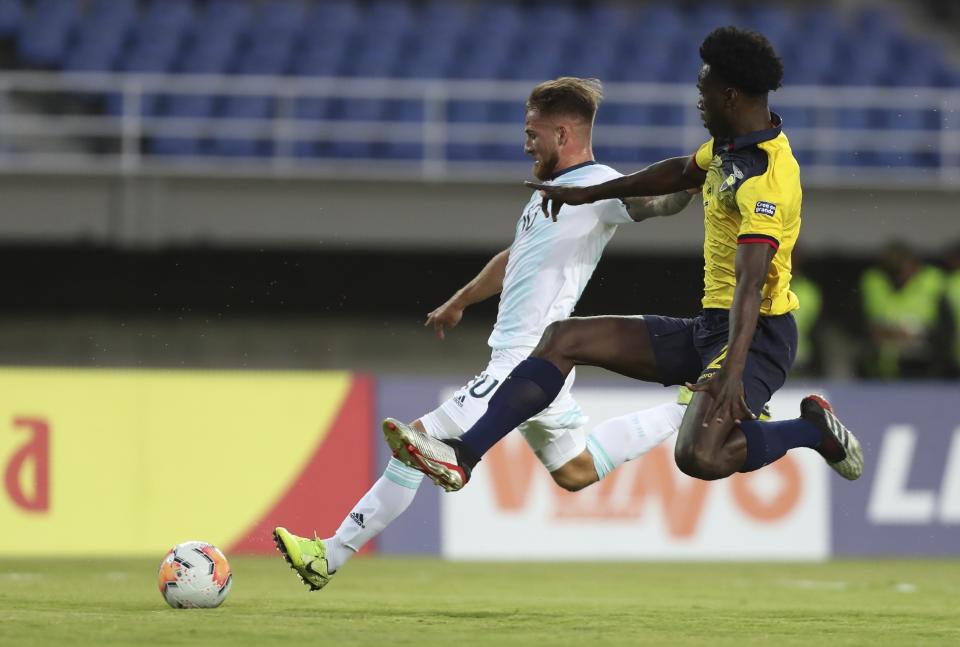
644, 309, 797, 416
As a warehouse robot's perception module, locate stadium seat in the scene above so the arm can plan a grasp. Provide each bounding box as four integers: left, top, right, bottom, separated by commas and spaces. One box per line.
293, 33, 351, 77
64, 0, 137, 72
121, 1, 193, 74
17, 0, 81, 67
381, 142, 423, 160
150, 135, 203, 157
0, 0, 22, 39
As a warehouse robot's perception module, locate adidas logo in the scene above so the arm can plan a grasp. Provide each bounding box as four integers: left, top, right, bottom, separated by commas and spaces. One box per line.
454, 394, 466, 408
349, 512, 365, 528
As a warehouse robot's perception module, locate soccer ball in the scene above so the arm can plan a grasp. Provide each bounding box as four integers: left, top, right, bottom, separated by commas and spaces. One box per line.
157, 541, 233, 609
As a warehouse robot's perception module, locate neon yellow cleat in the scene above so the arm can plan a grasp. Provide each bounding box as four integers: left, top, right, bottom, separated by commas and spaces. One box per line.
272, 527, 332, 591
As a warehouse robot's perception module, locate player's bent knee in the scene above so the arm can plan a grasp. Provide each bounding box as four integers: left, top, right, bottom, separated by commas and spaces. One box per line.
534, 318, 583, 359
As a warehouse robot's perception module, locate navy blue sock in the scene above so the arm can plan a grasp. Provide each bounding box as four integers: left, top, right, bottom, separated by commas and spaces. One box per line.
738, 417, 822, 473
459, 357, 566, 462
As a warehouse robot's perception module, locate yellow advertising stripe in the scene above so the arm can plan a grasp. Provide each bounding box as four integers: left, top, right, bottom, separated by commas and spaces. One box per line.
0, 368, 352, 556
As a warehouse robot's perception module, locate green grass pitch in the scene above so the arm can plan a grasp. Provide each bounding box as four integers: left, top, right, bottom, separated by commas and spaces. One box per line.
2, 557, 959, 646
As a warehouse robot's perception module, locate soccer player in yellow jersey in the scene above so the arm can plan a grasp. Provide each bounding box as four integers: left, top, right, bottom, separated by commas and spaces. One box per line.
387, 27, 863, 492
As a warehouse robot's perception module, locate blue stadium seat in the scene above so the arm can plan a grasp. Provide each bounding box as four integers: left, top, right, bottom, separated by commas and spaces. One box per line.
385, 100, 424, 123
490, 101, 523, 124
776, 107, 816, 129
0, 0, 22, 39
64, 0, 137, 72
583, 2, 635, 38
603, 104, 655, 127
334, 99, 384, 121
421, 1, 469, 30
380, 142, 423, 160
504, 41, 565, 80
237, 40, 292, 75
687, 6, 740, 43
595, 146, 646, 165
303, 0, 361, 35
150, 137, 203, 157
292, 141, 318, 158
854, 7, 898, 42
636, 5, 684, 39
402, 30, 461, 79
559, 39, 618, 80
166, 94, 215, 118
741, 6, 793, 38
446, 143, 483, 161
256, 0, 306, 35
17, 0, 81, 67
293, 98, 333, 120
482, 143, 525, 162
367, 0, 415, 32
328, 141, 372, 159
137, 0, 194, 38
343, 32, 406, 77
293, 34, 351, 77
613, 35, 674, 82
121, 1, 193, 73
523, 4, 577, 38
447, 101, 491, 123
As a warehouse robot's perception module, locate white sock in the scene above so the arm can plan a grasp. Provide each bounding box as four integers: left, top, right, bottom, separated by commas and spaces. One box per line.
585, 401, 686, 480
323, 458, 424, 572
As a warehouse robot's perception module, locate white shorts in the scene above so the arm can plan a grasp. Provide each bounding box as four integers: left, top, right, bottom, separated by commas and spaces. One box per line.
419, 347, 587, 472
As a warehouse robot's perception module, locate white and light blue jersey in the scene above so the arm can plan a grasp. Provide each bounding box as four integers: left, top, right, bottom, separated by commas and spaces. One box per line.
488, 161, 634, 350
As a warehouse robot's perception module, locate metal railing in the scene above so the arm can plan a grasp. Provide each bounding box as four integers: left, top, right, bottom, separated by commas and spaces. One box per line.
0, 71, 958, 188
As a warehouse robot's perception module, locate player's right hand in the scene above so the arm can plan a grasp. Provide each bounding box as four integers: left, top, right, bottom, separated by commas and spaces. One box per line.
523, 182, 593, 221
425, 300, 464, 341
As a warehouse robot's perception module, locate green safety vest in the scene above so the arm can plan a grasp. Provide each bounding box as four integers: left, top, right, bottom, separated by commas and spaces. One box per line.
790, 275, 821, 368
860, 265, 946, 377
946, 271, 960, 364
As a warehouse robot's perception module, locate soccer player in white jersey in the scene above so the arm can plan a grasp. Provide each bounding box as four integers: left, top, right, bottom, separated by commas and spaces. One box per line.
273, 77, 695, 590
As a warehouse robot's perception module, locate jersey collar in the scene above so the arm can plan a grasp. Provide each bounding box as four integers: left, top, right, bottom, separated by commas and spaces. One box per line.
549, 160, 597, 180
720, 112, 783, 152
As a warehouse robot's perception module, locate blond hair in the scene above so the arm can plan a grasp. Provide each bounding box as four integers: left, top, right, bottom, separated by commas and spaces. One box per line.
526, 77, 603, 124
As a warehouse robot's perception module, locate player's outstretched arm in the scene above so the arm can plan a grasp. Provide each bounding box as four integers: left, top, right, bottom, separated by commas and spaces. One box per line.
622, 187, 700, 222
425, 248, 510, 340
526, 155, 706, 220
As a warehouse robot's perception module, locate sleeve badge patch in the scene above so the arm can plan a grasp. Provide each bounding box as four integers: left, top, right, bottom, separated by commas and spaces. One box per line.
755, 201, 777, 217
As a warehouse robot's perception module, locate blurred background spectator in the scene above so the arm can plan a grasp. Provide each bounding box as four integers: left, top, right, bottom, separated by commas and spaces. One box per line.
788, 247, 823, 377
944, 240, 960, 377
859, 242, 952, 378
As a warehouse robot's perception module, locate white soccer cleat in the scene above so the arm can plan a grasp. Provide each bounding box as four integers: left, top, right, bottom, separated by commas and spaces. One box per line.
801, 394, 864, 480
381, 418, 470, 492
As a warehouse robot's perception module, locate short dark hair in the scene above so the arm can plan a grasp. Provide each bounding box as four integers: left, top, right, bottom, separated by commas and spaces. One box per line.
527, 77, 603, 123
699, 26, 783, 95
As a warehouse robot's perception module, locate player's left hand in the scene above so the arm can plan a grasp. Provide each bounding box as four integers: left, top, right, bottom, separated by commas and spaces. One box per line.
425, 299, 464, 341
686, 370, 756, 428
524, 181, 593, 221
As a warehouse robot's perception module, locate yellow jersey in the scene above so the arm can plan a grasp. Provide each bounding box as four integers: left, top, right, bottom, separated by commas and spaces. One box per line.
693, 113, 800, 316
